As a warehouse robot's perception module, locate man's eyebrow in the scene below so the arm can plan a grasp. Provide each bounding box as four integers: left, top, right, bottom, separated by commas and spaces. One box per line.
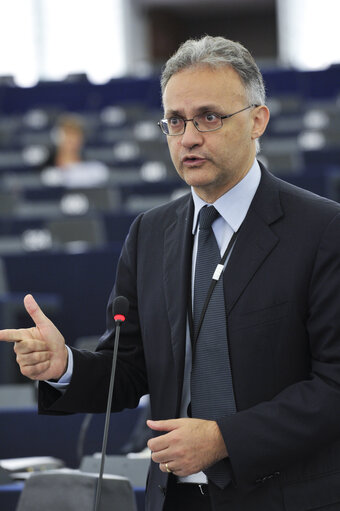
164, 105, 223, 118
163, 109, 185, 118
195, 105, 223, 114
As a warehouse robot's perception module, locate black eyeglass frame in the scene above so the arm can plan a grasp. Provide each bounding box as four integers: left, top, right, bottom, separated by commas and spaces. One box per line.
158, 104, 259, 136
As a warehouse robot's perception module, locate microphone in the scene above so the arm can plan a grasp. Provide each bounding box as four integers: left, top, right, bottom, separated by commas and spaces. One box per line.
94, 296, 129, 511
113, 295, 129, 323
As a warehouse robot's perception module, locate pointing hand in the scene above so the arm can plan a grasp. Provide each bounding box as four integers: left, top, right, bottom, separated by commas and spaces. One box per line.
0, 294, 68, 381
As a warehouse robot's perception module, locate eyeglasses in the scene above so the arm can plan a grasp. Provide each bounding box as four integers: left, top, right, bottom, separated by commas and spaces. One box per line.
158, 104, 258, 136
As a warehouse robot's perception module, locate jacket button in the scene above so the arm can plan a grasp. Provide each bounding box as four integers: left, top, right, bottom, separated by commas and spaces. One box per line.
255, 477, 265, 484
255, 472, 280, 484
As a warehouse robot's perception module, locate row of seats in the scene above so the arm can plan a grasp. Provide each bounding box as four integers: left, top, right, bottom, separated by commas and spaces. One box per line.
0, 179, 188, 256
0, 65, 339, 114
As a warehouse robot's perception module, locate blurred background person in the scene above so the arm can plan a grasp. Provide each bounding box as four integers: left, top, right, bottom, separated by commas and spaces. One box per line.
40, 113, 109, 188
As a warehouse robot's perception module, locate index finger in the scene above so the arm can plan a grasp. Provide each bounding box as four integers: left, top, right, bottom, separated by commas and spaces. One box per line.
0, 328, 31, 343
147, 433, 170, 454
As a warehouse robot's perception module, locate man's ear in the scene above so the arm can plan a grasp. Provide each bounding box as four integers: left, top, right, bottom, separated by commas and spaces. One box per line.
251, 105, 270, 140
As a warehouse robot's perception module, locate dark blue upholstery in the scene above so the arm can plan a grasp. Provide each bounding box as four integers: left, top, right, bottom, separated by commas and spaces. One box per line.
0, 406, 141, 468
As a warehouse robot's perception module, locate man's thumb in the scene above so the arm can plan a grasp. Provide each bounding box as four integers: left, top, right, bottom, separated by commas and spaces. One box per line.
24, 294, 49, 328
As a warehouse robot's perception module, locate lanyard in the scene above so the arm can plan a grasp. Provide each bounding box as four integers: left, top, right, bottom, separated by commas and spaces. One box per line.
188, 230, 238, 354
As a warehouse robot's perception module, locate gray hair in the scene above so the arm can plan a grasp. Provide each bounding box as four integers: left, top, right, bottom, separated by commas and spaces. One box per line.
160, 35, 266, 106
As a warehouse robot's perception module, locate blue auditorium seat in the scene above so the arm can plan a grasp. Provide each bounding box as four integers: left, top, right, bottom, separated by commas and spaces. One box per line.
299, 65, 340, 99
0, 406, 142, 468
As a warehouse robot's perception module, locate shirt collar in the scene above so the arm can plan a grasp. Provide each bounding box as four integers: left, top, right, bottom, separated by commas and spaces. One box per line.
191, 159, 261, 234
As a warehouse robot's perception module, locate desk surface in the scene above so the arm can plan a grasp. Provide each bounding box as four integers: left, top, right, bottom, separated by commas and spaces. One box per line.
0, 481, 145, 511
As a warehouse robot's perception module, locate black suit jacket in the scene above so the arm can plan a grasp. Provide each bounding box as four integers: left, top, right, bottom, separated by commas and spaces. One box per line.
40, 165, 340, 510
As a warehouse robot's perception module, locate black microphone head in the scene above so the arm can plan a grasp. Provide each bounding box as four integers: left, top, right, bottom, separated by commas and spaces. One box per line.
112, 296, 129, 321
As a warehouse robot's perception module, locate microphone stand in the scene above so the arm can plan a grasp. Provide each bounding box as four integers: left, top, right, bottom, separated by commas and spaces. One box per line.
93, 318, 123, 511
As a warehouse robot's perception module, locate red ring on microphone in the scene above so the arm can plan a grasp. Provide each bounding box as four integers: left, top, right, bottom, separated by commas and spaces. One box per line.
114, 314, 126, 322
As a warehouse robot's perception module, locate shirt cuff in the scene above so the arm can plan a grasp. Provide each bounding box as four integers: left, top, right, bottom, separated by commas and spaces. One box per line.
46, 345, 74, 389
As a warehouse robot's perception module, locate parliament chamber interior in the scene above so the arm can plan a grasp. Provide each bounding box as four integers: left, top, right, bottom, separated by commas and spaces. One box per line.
0, 55, 339, 511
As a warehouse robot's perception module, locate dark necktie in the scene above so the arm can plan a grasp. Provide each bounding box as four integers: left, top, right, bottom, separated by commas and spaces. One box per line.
190, 205, 236, 488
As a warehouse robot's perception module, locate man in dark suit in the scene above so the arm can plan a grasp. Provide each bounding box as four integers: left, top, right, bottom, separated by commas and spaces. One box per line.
2, 36, 340, 511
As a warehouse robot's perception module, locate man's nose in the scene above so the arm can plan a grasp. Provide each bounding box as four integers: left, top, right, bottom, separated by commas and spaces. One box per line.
181, 120, 204, 148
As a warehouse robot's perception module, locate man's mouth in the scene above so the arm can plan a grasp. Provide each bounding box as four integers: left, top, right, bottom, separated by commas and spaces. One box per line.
182, 156, 206, 167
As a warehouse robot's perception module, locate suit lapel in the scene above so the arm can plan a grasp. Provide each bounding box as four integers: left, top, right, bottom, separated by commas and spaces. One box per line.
163, 195, 194, 412
223, 167, 283, 313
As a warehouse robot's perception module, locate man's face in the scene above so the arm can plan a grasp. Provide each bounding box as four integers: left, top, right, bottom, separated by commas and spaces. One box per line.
162, 65, 268, 203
